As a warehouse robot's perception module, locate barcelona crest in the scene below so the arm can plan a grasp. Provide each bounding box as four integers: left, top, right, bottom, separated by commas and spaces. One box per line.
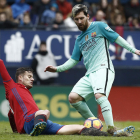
91, 32, 96, 37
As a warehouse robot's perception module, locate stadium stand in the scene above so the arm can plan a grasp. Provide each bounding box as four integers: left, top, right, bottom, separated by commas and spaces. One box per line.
6, 0, 140, 4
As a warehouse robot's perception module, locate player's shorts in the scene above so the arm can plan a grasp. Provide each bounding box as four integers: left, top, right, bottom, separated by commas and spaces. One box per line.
71, 68, 114, 101
24, 113, 64, 135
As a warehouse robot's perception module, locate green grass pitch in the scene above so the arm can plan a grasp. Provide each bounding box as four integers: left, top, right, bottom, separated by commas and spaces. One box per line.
0, 121, 140, 140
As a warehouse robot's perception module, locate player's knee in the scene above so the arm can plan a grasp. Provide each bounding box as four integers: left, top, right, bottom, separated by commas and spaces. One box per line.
95, 93, 105, 100
35, 110, 50, 117
69, 93, 76, 103
44, 110, 50, 119
44, 110, 50, 116
68, 92, 82, 103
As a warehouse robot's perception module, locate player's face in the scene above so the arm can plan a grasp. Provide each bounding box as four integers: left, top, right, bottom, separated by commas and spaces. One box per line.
73, 11, 89, 31
22, 71, 34, 89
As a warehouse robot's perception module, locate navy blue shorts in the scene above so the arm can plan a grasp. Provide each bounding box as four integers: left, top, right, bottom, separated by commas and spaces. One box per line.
24, 113, 64, 134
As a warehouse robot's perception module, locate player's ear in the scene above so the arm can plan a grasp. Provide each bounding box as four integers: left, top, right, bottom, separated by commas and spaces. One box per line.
87, 14, 89, 20
18, 75, 23, 82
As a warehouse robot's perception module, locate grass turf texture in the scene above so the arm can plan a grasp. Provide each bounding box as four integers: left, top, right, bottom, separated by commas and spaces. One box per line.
0, 121, 140, 140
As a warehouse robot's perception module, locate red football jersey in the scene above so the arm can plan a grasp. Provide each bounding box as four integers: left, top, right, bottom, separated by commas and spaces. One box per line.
0, 60, 39, 133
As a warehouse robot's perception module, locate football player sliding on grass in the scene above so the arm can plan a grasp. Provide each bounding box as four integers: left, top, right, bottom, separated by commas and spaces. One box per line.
0, 59, 134, 136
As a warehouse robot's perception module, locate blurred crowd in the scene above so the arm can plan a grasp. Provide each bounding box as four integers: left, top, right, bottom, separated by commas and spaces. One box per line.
0, 0, 140, 30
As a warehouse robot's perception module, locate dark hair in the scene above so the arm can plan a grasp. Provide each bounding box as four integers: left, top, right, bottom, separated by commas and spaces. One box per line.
40, 41, 46, 46
23, 12, 30, 17
15, 67, 33, 82
56, 10, 63, 15
72, 4, 88, 18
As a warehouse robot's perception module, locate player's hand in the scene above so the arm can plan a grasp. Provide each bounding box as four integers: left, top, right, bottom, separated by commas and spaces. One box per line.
44, 66, 57, 72
135, 50, 140, 56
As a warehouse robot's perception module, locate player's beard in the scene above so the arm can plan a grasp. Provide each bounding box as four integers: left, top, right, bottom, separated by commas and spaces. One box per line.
77, 19, 88, 31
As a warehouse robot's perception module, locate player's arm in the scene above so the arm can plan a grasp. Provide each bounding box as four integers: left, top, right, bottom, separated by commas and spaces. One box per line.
56, 58, 79, 72
98, 22, 140, 55
44, 39, 81, 72
0, 59, 11, 81
115, 36, 140, 55
0, 59, 15, 90
98, 22, 119, 43
44, 58, 79, 72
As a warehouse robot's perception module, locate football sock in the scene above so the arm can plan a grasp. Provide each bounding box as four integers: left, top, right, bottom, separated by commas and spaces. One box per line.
80, 127, 108, 136
34, 114, 47, 126
96, 96, 114, 127
71, 101, 95, 119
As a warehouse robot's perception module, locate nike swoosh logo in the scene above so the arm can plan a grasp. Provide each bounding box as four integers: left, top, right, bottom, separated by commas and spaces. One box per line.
96, 88, 102, 90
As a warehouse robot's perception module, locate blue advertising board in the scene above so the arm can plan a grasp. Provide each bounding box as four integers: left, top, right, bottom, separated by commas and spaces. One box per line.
0, 30, 140, 67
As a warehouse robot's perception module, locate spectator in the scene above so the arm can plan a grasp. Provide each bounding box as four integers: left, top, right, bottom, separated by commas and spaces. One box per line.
90, 3, 99, 18
20, 12, 32, 27
110, 13, 126, 26
71, 0, 89, 8
125, 0, 140, 19
98, 0, 109, 18
52, 11, 65, 30
64, 16, 79, 31
0, 0, 13, 21
0, 12, 18, 29
132, 18, 140, 28
56, 0, 72, 20
11, 0, 31, 22
124, 0, 140, 28
111, 13, 126, 60
90, 10, 106, 22
41, 3, 58, 25
52, 10, 77, 31
31, 41, 58, 85
30, 0, 55, 25
109, 0, 124, 13
90, 0, 110, 22
108, 0, 125, 25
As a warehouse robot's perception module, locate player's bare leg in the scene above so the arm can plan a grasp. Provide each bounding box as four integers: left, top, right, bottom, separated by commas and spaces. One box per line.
57, 125, 84, 135
57, 125, 108, 136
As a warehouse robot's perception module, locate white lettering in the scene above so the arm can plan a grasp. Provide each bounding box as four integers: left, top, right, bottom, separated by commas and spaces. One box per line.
63, 35, 71, 59
121, 36, 139, 60
47, 35, 62, 60
25, 35, 41, 59
105, 26, 111, 31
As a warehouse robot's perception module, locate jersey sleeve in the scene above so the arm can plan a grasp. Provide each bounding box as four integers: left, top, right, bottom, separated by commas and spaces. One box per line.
56, 58, 79, 72
71, 39, 83, 61
0, 59, 15, 90
98, 22, 119, 43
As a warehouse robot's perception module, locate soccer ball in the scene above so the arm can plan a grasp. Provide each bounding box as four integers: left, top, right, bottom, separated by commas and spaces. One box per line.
84, 117, 103, 131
